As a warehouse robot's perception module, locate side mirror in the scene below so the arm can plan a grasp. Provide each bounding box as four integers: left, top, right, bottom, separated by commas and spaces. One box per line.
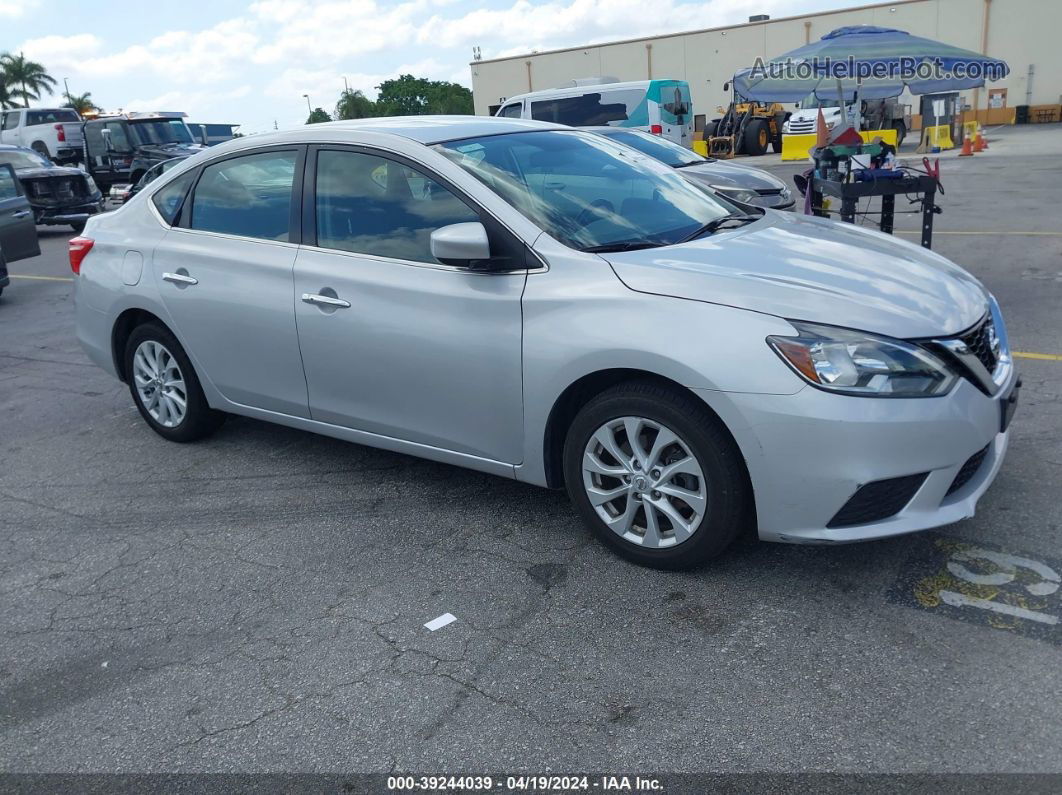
430, 222, 492, 268
722, 81, 730, 92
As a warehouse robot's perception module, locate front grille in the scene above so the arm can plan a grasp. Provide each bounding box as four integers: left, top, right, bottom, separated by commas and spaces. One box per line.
946, 445, 990, 497
787, 120, 817, 134
958, 314, 999, 374
756, 188, 783, 196
27, 177, 86, 202
827, 473, 928, 528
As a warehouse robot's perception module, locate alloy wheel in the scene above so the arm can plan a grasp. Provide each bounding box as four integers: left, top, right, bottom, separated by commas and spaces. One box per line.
132, 340, 187, 428
582, 416, 708, 548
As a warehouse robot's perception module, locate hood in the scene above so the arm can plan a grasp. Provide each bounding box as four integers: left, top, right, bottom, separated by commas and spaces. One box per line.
679, 161, 787, 193
15, 165, 87, 180
135, 144, 202, 160
605, 211, 988, 339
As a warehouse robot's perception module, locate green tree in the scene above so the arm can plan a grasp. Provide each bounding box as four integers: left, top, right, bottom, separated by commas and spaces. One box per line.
335, 88, 376, 120
63, 91, 99, 115
0, 52, 57, 108
306, 107, 332, 124
0, 79, 16, 110
374, 74, 473, 116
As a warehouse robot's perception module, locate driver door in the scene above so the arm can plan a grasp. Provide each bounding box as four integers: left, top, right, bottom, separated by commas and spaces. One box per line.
0, 164, 40, 264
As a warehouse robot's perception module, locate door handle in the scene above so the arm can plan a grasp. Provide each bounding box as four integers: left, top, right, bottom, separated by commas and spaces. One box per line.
162, 272, 198, 285
302, 293, 350, 308
12, 210, 31, 218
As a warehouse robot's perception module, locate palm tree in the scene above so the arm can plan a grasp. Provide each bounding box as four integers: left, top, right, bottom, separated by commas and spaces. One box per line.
0, 52, 57, 108
335, 89, 376, 120
64, 92, 99, 115
0, 79, 16, 110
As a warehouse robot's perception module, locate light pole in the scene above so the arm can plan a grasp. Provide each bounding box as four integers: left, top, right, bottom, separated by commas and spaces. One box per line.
63, 77, 70, 102
303, 94, 312, 115
343, 76, 349, 94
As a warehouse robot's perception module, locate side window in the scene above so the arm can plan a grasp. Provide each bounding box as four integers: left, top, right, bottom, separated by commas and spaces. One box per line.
497, 103, 522, 119
190, 150, 297, 241
315, 149, 479, 264
530, 92, 641, 126
151, 171, 195, 225
2, 112, 19, 131
0, 164, 20, 200
104, 122, 132, 152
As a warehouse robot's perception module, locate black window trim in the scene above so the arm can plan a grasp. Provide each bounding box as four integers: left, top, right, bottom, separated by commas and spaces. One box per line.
172, 144, 307, 245
302, 143, 541, 272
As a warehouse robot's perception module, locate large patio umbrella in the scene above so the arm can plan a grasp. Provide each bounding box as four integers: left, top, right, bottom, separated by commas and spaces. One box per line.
732, 25, 1009, 103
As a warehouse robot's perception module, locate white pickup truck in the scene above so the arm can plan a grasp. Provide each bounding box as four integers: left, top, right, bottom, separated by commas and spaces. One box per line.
0, 108, 84, 164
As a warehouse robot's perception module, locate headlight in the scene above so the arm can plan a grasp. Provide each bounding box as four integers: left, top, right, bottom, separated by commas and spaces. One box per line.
767, 321, 956, 397
710, 185, 759, 204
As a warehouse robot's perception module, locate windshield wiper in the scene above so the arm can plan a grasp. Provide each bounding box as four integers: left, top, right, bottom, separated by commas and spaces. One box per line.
580, 240, 663, 253
676, 212, 761, 243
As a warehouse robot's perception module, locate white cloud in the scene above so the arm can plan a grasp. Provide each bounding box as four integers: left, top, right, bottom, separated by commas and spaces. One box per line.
0, 0, 33, 17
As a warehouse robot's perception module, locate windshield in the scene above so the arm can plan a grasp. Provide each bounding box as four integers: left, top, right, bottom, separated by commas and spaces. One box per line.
798, 94, 843, 110
129, 119, 194, 146
435, 130, 737, 251
0, 149, 52, 169
597, 129, 705, 167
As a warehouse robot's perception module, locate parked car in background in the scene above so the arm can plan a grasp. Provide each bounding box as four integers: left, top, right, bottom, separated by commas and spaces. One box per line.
73, 117, 1018, 569
0, 145, 105, 232
120, 157, 184, 203
0, 108, 84, 165
588, 126, 794, 210
496, 78, 693, 147
187, 123, 240, 147
82, 112, 204, 191
0, 162, 41, 298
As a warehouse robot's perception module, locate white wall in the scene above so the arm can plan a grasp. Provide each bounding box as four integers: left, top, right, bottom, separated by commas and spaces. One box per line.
470, 0, 1062, 117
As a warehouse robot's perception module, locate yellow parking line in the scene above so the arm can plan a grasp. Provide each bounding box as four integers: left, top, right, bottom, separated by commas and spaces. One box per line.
7, 274, 74, 282
1015, 351, 1062, 362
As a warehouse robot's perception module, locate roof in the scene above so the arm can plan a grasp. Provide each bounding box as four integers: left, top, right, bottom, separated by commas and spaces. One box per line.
211, 116, 564, 150
504, 79, 664, 104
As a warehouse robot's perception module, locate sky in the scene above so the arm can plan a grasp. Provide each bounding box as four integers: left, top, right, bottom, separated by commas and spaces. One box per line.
1, 0, 875, 134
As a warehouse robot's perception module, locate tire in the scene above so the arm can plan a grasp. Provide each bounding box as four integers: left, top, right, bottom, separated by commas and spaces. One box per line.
31, 141, 51, 160
742, 119, 769, 156
562, 381, 752, 570
704, 120, 719, 138
124, 322, 225, 443
771, 129, 783, 153
70, 221, 86, 233
892, 121, 907, 148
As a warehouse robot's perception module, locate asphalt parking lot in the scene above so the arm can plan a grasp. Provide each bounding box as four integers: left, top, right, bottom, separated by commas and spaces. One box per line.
2, 124, 1061, 774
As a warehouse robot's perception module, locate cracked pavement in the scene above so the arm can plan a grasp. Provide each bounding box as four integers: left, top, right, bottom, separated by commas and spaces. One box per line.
1, 127, 1061, 772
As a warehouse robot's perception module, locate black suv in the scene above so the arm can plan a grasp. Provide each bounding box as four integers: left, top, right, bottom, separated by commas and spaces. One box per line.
82, 113, 203, 191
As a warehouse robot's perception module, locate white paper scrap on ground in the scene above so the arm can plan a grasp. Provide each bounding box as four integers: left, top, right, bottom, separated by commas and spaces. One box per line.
424, 613, 457, 631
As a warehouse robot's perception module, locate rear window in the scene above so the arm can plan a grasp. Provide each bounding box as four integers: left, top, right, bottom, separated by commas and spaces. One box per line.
26, 110, 80, 126
152, 171, 195, 225
530, 89, 648, 127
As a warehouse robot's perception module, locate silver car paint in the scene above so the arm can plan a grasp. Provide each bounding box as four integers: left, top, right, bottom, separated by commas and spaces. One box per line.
75, 117, 1013, 544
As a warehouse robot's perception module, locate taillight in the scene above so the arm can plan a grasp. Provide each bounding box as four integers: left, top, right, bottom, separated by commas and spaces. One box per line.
650, 124, 663, 135
55, 123, 66, 142
69, 237, 94, 274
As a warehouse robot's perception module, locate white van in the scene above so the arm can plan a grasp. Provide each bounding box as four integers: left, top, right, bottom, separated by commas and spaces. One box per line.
495, 78, 693, 147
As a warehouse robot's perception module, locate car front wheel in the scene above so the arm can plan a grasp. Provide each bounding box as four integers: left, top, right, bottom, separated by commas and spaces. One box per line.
563, 381, 751, 569
124, 323, 225, 442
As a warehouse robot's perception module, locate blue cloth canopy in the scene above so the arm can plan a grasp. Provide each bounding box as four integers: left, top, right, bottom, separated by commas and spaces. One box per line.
733, 26, 1010, 102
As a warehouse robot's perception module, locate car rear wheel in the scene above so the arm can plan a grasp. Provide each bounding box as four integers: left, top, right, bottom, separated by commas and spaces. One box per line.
562, 381, 751, 569
124, 323, 225, 443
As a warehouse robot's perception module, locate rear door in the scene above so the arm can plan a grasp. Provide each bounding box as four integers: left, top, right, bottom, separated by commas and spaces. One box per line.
151, 146, 310, 417
0, 164, 40, 263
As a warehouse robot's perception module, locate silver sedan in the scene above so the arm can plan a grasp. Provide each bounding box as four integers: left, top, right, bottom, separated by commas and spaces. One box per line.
73, 117, 1017, 569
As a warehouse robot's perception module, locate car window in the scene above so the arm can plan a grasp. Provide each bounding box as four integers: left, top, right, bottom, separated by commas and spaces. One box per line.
496, 103, 522, 118
0, 165, 20, 200
152, 171, 196, 225
26, 110, 80, 126
2, 112, 19, 131
189, 151, 297, 241
530, 90, 645, 126
104, 122, 133, 153
598, 129, 703, 167
315, 149, 479, 264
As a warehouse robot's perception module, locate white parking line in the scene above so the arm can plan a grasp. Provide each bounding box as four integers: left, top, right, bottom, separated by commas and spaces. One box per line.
940, 590, 1059, 625
424, 613, 457, 631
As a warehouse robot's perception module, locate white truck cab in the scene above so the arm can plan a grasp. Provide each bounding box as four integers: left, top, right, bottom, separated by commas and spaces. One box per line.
0, 108, 85, 164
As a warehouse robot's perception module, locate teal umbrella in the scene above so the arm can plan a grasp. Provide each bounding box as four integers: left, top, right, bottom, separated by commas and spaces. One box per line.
733, 25, 1009, 103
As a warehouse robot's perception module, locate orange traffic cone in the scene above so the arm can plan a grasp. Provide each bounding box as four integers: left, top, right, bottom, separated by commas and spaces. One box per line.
976, 131, 989, 151
958, 136, 975, 156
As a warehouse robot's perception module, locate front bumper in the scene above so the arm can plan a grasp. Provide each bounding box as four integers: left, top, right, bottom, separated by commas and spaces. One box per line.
33, 199, 105, 226
696, 363, 1018, 544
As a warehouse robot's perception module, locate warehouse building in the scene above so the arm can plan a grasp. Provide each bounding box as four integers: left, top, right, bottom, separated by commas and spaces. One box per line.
469, 0, 1062, 128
